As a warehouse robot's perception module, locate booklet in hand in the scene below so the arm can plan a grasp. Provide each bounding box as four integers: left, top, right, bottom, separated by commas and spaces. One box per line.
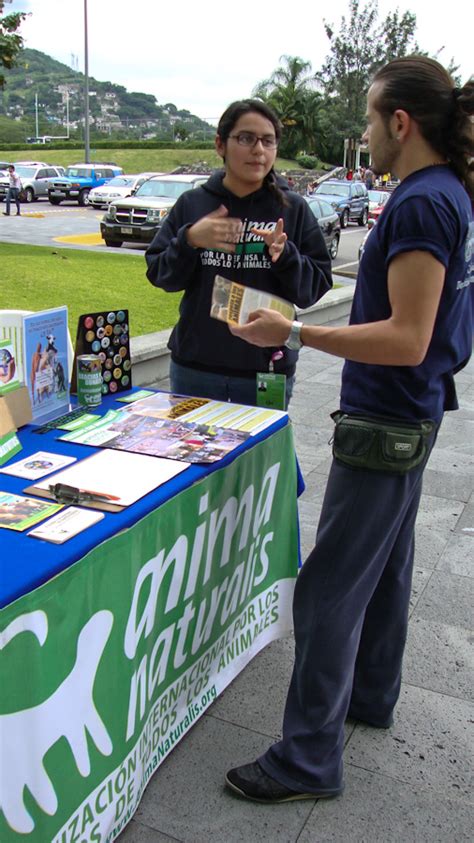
210, 275, 295, 326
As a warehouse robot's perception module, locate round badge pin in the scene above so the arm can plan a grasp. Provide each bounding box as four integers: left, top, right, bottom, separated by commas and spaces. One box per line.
105, 358, 113, 370
123, 359, 131, 371
121, 375, 130, 387
84, 316, 94, 330
91, 340, 101, 353
113, 324, 122, 335
101, 383, 109, 394
103, 370, 112, 382
96, 327, 105, 340
109, 381, 118, 393
119, 346, 127, 358
85, 330, 95, 343
107, 312, 116, 324
96, 315, 105, 328
101, 337, 110, 349
113, 354, 122, 366
105, 324, 113, 337
117, 311, 125, 322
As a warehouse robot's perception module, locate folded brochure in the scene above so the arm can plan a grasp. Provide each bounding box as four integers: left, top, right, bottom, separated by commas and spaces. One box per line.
28, 506, 104, 543
210, 275, 295, 325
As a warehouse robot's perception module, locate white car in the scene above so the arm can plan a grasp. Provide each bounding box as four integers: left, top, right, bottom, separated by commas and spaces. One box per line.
87, 173, 162, 209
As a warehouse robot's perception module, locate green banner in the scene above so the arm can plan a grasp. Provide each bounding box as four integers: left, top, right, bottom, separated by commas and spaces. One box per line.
0, 425, 298, 843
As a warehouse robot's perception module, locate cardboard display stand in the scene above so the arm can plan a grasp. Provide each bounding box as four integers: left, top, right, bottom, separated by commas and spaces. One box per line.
0, 386, 32, 437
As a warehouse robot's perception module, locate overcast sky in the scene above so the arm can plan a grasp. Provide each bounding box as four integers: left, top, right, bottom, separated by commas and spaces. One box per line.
8, 0, 473, 123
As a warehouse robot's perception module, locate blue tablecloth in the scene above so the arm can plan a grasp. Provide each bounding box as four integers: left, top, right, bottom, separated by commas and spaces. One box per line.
0, 391, 301, 609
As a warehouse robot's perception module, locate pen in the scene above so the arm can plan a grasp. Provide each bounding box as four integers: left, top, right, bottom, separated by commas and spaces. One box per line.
48, 483, 120, 504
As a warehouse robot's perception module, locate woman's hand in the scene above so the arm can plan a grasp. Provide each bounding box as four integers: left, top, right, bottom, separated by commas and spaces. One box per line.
186, 205, 243, 252
229, 308, 292, 348
251, 217, 287, 263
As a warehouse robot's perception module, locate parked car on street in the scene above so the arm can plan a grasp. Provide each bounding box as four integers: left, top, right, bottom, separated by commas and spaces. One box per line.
367, 188, 391, 222
313, 179, 369, 228
47, 163, 123, 206
0, 163, 65, 203
100, 173, 209, 247
304, 196, 341, 259
87, 173, 163, 209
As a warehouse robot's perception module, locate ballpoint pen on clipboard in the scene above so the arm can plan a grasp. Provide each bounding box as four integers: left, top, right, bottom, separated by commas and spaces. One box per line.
48, 483, 120, 505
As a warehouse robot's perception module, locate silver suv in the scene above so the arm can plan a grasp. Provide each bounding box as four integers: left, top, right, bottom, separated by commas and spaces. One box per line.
100, 173, 209, 247
0, 162, 65, 203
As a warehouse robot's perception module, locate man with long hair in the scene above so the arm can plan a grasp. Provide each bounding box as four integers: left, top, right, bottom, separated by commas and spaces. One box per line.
225, 56, 473, 802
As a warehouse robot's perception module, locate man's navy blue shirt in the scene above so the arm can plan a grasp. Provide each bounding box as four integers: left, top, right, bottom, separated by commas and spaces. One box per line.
341, 165, 473, 422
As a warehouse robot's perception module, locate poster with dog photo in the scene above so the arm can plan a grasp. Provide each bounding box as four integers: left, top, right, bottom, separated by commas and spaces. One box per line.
23, 307, 70, 424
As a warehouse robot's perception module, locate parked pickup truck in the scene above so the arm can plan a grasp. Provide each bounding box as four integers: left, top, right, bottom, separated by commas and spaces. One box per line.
100, 173, 209, 247
47, 163, 123, 206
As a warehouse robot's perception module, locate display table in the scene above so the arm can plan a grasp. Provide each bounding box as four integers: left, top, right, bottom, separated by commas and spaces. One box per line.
0, 392, 300, 843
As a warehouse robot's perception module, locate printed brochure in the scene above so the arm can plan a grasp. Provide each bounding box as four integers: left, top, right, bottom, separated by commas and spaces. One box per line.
210, 275, 295, 325
0, 338, 21, 395
28, 506, 105, 543
0, 491, 63, 531
22, 307, 70, 424
0, 451, 77, 480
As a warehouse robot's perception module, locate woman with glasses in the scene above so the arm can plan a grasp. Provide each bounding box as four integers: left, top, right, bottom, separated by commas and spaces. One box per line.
145, 99, 332, 406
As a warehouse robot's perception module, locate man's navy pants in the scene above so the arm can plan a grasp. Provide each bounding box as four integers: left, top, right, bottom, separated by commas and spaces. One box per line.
259, 436, 436, 793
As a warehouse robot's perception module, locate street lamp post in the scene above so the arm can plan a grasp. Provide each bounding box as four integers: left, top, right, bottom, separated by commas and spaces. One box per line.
84, 0, 90, 162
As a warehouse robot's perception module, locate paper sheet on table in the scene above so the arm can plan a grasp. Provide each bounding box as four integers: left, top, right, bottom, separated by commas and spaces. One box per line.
25, 448, 189, 511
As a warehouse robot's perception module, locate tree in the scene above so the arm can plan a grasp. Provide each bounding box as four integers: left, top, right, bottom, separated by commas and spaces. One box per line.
253, 55, 323, 158
318, 0, 419, 161
0, 0, 26, 87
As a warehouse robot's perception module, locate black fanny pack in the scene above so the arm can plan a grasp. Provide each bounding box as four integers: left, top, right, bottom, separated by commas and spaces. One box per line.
330, 411, 435, 474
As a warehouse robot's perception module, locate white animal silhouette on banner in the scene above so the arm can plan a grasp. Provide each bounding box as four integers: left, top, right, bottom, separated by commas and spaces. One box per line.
0, 610, 114, 834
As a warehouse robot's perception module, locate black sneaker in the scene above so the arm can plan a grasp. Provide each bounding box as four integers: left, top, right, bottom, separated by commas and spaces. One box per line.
225, 761, 342, 803
3, 212, 9, 216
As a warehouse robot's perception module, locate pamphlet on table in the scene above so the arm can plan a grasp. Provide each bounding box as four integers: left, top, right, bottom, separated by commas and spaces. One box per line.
28, 506, 105, 543
0, 451, 77, 480
22, 306, 70, 424
0, 491, 63, 531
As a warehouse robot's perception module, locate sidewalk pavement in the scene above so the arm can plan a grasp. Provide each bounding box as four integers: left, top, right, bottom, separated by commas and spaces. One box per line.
119, 324, 473, 843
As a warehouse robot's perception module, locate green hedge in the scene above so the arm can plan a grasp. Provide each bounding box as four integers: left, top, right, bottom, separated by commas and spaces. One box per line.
0, 140, 216, 152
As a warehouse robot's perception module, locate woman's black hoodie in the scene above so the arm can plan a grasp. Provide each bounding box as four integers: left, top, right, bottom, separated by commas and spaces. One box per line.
145, 171, 332, 377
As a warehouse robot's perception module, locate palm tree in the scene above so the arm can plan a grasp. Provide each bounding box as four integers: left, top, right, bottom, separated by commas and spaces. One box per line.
253, 55, 322, 158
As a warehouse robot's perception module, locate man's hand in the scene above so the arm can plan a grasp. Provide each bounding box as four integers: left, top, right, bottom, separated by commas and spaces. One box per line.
251, 218, 287, 263
186, 205, 244, 252
229, 308, 292, 347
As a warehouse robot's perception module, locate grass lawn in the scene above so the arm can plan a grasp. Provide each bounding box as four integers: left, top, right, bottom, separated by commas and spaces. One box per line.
0, 243, 182, 336
0, 148, 300, 175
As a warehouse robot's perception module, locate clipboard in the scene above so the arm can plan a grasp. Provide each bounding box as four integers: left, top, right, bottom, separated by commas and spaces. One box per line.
24, 448, 189, 513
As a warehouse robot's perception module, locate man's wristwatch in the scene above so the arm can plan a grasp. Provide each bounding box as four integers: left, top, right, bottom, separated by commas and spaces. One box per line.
284, 320, 304, 351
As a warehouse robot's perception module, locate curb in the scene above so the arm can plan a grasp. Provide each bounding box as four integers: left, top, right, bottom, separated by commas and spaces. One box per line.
131, 282, 355, 387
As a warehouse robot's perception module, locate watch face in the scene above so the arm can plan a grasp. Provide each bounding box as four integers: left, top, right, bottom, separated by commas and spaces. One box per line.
285, 321, 303, 350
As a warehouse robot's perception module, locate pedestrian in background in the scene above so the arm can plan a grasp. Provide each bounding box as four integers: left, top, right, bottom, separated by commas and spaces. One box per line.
225, 56, 473, 803
3, 165, 21, 216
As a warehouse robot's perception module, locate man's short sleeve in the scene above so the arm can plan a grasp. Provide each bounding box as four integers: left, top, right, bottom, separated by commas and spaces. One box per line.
385, 194, 458, 269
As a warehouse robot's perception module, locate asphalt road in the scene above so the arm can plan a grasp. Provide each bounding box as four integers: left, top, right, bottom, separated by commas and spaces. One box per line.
0, 199, 365, 278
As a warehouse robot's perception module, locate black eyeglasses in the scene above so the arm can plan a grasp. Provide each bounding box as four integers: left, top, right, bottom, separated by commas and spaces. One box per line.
229, 132, 279, 149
